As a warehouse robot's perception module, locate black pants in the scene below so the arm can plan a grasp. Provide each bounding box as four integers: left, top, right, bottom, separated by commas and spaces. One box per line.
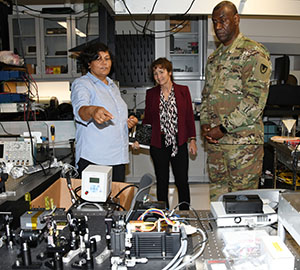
150, 140, 190, 210
77, 158, 125, 182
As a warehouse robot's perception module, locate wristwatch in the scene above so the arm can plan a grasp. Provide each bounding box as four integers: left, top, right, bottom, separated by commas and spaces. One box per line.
219, 124, 228, 134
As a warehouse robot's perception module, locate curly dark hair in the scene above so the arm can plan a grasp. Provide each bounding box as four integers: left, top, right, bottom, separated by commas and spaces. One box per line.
78, 42, 114, 74
151, 57, 174, 82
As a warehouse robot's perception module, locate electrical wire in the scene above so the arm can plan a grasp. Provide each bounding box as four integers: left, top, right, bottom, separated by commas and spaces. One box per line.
169, 202, 209, 242
25, 120, 49, 176
105, 199, 126, 211
120, 0, 197, 35
162, 225, 188, 270
172, 227, 207, 270
137, 208, 175, 226
14, 0, 26, 60
142, 0, 158, 35
13, 2, 98, 16
0, 122, 19, 136
111, 184, 138, 200
85, 1, 92, 46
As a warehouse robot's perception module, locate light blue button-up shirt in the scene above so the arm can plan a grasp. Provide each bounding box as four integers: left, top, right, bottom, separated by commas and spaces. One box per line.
71, 72, 129, 166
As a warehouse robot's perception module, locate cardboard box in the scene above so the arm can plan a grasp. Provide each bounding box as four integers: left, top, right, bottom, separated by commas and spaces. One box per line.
31, 178, 135, 211
26, 64, 36, 75
170, 20, 191, 32
3, 82, 27, 93
3, 82, 16, 93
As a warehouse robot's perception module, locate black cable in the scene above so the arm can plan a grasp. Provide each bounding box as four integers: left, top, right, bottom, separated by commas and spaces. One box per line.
73, 186, 82, 201
13, 1, 197, 40
111, 184, 138, 200
172, 201, 209, 240
73, 184, 131, 211
120, 0, 196, 35
0, 123, 19, 136
14, 0, 26, 60
74, 185, 81, 194
57, 152, 72, 162
18, 4, 41, 13
142, 0, 158, 35
25, 120, 50, 176
85, 1, 92, 45
14, 3, 98, 16
15, 9, 91, 22
106, 199, 126, 211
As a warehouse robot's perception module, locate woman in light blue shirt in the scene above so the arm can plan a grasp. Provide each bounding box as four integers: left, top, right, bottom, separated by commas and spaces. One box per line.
71, 43, 137, 181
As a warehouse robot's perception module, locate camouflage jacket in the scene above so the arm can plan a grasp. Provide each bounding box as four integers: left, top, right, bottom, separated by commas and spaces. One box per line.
200, 33, 271, 145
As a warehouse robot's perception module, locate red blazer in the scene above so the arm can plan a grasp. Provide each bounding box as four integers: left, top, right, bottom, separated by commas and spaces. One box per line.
143, 83, 196, 148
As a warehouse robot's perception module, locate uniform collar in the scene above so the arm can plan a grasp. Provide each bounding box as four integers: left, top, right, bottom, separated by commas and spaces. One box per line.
212, 32, 244, 57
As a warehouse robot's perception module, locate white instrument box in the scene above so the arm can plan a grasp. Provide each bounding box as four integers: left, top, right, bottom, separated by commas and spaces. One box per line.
81, 165, 112, 202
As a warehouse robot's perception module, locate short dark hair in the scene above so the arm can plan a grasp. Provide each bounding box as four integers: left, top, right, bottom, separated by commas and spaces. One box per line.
151, 57, 174, 82
213, 1, 238, 15
78, 42, 114, 72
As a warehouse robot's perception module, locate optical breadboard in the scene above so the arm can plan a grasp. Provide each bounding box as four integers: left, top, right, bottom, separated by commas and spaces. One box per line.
0, 141, 33, 166
81, 165, 112, 202
211, 201, 277, 227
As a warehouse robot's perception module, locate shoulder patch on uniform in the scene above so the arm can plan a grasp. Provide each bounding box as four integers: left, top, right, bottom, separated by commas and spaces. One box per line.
254, 56, 271, 81
260, 63, 268, 74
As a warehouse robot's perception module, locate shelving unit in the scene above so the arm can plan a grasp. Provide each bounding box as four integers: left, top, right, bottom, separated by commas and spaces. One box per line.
167, 17, 207, 80
71, 14, 99, 76
8, 13, 99, 80
9, 16, 41, 77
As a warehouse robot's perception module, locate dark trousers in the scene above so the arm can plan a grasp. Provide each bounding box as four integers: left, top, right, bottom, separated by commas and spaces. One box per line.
77, 158, 125, 182
150, 141, 190, 210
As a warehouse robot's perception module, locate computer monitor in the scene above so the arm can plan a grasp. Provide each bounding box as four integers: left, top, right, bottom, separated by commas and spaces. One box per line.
274, 55, 290, 84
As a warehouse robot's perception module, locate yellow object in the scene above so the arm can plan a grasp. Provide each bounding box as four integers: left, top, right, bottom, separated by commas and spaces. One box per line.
273, 242, 283, 252
25, 192, 32, 209
50, 198, 54, 210
45, 196, 50, 210
50, 125, 55, 142
277, 171, 300, 186
52, 66, 61, 74
31, 211, 43, 230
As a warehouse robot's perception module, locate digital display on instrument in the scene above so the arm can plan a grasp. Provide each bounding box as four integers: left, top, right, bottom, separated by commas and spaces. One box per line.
89, 177, 100, 183
0, 144, 3, 158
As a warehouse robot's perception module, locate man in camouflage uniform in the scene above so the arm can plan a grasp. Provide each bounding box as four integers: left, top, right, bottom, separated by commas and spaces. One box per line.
200, 1, 271, 201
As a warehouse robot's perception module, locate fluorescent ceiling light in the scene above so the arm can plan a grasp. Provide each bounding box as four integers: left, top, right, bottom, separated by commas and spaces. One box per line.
58, 21, 86, 38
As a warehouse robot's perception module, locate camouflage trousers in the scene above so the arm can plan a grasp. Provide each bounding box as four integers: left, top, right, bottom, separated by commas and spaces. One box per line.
206, 143, 263, 201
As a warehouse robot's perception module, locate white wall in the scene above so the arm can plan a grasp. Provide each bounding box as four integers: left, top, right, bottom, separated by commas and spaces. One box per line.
114, 0, 300, 16
208, 17, 300, 83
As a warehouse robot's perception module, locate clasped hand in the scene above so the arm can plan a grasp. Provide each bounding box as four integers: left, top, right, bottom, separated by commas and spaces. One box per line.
201, 124, 224, 144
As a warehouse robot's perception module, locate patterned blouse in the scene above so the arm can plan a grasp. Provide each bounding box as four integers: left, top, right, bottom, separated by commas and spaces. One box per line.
159, 86, 178, 156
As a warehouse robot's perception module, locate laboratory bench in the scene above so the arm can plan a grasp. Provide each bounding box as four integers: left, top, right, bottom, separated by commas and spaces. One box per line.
0, 148, 74, 228
0, 206, 299, 270
267, 140, 300, 190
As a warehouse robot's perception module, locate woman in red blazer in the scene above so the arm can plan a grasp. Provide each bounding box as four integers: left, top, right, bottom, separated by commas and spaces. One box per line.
134, 58, 197, 210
